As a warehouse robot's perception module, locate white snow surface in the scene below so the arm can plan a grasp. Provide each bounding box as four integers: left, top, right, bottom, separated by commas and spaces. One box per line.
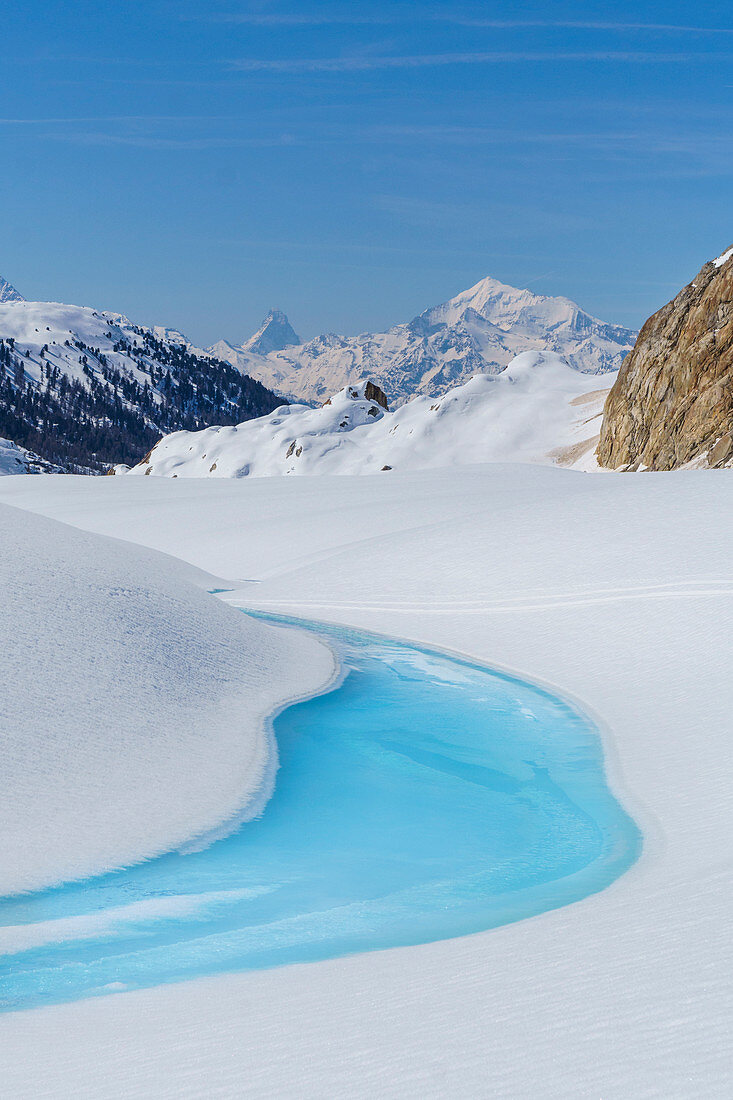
0, 437, 32, 475
211, 275, 636, 406
0, 503, 333, 896
0, 297, 196, 400
0, 466, 730, 1099
712, 244, 733, 268
128, 352, 614, 478
0, 436, 61, 475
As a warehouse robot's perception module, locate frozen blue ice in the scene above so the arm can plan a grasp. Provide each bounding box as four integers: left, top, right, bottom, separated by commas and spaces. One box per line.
0, 616, 640, 1011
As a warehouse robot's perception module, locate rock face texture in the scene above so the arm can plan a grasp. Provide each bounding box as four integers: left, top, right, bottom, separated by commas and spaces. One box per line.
598, 249, 733, 469
241, 310, 301, 356
364, 380, 389, 410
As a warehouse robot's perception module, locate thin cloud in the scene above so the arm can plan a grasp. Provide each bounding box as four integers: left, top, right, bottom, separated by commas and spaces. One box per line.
228, 51, 721, 73
0, 114, 301, 149
449, 20, 733, 34
369, 125, 733, 152
45, 132, 301, 150
200, 11, 399, 25
368, 125, 648, 145
0, 115, 247, 125
196, 12, 733, 34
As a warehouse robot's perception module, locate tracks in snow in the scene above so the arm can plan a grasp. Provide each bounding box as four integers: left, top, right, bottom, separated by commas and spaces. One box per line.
240, 580, 733, 617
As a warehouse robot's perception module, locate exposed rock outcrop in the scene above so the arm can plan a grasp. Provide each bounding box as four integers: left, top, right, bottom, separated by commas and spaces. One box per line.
0, 275, 25, 304
597, 248, 733, 469
364, 380, 389, 410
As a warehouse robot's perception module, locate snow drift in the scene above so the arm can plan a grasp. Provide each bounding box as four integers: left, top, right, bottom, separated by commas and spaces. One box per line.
0, 505, 333, 896
0, 436, 62, 475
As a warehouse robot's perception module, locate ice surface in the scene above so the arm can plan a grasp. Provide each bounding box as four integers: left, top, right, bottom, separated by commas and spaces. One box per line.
0, 620, 638, 1010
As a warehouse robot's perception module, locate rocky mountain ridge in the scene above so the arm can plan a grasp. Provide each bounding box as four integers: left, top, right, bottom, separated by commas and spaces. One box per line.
0, 276, 25, 304
240, 309, 301, 356
597, 247, 733, 470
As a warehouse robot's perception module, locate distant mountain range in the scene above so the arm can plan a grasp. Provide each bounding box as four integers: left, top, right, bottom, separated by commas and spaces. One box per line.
125, 351, 614, 479
0, 282, 282, 473
209, 276, 637, 407
0, 270, 636, 475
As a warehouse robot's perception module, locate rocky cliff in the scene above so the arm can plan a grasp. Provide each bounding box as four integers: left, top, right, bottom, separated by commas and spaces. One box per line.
597, 248, 733, 470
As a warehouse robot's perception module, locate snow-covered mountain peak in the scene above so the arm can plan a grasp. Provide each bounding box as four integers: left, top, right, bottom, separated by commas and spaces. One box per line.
423, 275, 595, 337
0, 276, 25, 304
151, 324, 189, 346
242, 309, 301, 356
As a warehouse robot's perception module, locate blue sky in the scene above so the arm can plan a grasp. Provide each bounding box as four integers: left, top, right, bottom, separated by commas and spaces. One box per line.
1, 0, 732, 344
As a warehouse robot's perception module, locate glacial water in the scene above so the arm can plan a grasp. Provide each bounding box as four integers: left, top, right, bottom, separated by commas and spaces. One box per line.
0, 615, 641, 1012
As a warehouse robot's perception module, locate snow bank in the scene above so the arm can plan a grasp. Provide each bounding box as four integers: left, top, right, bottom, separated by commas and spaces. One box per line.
128, 352, 614, 479
0, 436, 61, 475
0, 504, 333, 896
0, 467, 730, 1098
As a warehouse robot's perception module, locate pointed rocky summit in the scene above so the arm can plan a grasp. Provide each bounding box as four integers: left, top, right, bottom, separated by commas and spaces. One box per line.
243, 310, 301, 356
0, 275, 25, 304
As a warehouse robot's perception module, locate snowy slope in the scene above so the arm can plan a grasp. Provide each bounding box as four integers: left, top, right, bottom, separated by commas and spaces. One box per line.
0, 299, 159, 394
213, 276, 636, 406
0, 467, 730, 1099
0, 296, 281, 473
127, 352, 614, 478
0, 436, 63, 475
0, 503, 332, 897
